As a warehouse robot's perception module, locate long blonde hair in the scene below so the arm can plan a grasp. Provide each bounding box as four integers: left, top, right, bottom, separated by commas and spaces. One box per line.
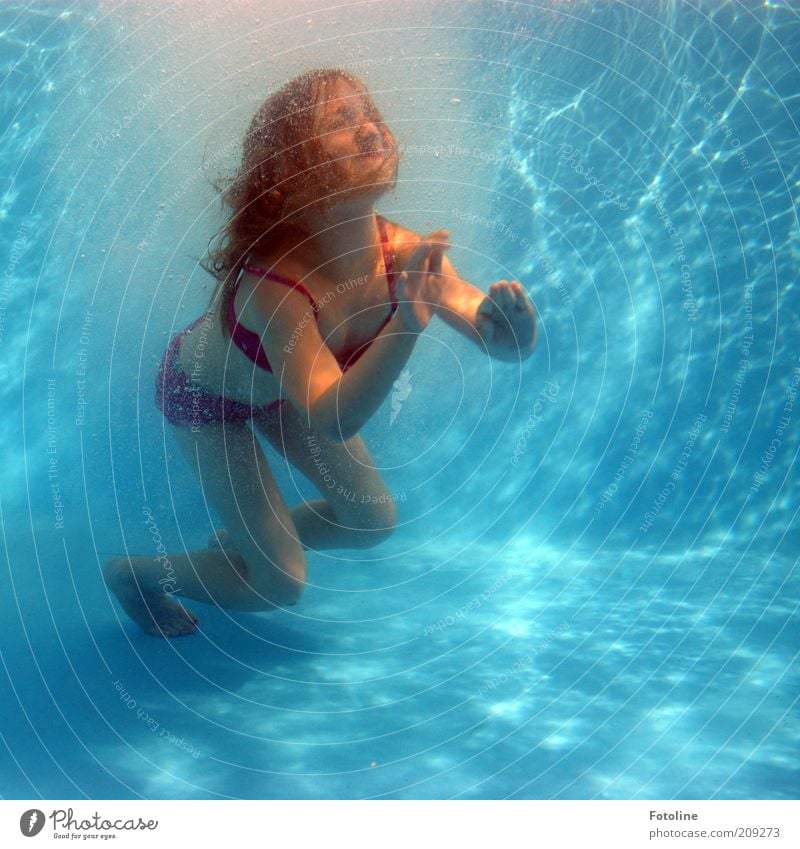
201, 68, 400, 336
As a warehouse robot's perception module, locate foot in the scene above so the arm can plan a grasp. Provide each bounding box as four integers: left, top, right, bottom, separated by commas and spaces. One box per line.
103, 558, 199, 638
207, 528, 232, 550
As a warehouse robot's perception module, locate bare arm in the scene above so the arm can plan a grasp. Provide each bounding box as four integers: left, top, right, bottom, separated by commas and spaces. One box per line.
252, 232, 450, 442
310, 310, 418, 441
435, 253, 538, 361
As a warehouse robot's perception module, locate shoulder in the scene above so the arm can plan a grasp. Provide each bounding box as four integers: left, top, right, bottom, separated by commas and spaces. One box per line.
240, 243, 313, 304
243, 244, 306, 284
378, 215, 420, 244
378, 216, 423, 269
236, 249, 316, 329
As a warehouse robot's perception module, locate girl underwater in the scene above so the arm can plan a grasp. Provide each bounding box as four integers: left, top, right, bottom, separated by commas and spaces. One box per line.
104, 68, 537, 636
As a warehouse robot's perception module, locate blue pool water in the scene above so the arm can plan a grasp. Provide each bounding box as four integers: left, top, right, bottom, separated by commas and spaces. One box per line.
0, 0, 797, 799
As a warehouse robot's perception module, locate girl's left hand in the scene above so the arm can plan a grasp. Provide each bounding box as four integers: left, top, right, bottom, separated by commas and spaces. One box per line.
476, 280, 537, 357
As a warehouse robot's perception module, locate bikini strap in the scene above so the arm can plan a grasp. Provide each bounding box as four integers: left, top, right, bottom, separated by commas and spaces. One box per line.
376, 214, 398, 311
241, 264, 320, 318
240, 218, 394, 317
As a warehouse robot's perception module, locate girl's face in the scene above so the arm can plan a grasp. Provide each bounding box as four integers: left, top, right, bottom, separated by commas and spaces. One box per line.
313, 79, 394, 186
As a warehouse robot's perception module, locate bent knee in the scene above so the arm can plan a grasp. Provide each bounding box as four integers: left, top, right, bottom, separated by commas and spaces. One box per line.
242, 550, 307, 608
272, 574, 305, 606
345, 498, 398, 548
248, 575, 305, 609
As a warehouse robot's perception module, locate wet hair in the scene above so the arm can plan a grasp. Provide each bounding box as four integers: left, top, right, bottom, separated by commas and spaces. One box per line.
200, 67, 400, 336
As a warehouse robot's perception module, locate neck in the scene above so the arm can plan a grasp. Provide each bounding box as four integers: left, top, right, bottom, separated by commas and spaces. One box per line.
299, 198, 381, 278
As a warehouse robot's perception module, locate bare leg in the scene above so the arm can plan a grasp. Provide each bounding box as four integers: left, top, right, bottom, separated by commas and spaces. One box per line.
210, 501, 388, 551
252, 403, 398, 551
107, 406, 397, 637
104, 546, 281, 637
206, 503, 349, 551
105, 502, 341, 639
106, 420, 305, 637
104, 560, 199, 638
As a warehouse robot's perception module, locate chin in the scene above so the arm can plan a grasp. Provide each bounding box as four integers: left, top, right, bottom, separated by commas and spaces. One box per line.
339, 183, 387, 208
319, 151, 395, 205
346, 165, 391, 193
357, 149, 396, 182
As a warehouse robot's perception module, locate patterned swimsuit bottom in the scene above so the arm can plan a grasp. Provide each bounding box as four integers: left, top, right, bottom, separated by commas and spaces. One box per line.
154, 315, 284, 428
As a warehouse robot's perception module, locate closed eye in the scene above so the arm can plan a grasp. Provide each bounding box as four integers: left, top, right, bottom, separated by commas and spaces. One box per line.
327, 106, 357, 129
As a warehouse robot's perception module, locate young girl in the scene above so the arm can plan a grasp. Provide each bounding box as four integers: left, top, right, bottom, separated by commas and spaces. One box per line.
104, 68, 537, 637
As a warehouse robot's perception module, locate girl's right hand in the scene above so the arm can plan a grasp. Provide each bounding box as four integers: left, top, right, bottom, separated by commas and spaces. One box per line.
396, 229, 452, 333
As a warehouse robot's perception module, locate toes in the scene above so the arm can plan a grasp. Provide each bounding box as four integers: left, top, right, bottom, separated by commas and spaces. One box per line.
147, 618, 197, 638
161, 610, 199, 637
142, 598, 199, 638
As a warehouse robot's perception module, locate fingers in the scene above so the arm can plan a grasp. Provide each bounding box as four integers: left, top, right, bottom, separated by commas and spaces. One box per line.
426, 229, 451, 249
511, 281, 530, 309
490, 280, 530, 312
508, 281, 530, 311
407, 248, 447, 278
489, 281, 513, 312
407, 230, 452, 270
427, 246, 443, 276
406, 243, 431, 272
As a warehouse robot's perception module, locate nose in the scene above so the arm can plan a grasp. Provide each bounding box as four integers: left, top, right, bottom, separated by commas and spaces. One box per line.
357, 120, 381, 146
